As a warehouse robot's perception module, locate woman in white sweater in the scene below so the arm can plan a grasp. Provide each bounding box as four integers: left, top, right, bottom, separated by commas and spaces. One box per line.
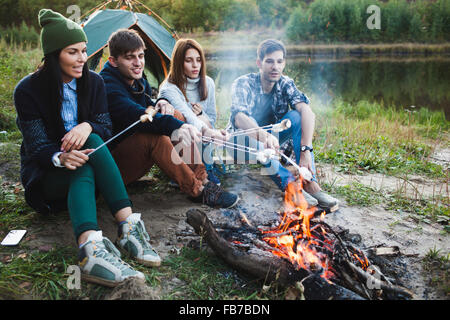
158, 38, 222, 183
158, 38, 217, 130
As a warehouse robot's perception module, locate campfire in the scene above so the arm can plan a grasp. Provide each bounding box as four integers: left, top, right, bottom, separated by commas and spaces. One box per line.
260, 180, 369, 283
186, 176, 415, 300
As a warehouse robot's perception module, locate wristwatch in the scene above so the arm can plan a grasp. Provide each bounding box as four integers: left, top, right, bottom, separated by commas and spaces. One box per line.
301, 145, 313, 152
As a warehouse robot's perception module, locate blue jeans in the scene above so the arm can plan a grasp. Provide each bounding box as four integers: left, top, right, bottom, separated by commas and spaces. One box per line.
277, 110, 317, 180
227, 110, 317, 191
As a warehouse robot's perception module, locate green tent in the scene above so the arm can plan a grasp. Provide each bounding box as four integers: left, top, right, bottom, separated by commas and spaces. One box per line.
82, 8, 177, 87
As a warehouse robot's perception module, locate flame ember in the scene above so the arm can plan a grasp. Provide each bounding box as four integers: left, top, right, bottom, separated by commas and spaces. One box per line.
261, 179, 369, 281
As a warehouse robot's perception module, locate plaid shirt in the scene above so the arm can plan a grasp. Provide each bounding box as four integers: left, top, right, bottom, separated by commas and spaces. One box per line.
230, 72, 310, 129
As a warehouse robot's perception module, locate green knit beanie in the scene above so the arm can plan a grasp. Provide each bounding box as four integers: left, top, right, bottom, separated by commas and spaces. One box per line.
38, 9, 88, 55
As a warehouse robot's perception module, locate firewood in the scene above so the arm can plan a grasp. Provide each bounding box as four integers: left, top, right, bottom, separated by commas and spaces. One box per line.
344, 259, 415, 299
373, 246, 400, 257
186, 208, 365, 300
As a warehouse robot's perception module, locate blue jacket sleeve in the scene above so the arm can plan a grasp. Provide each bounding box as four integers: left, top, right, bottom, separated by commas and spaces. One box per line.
105, 86, 183, 137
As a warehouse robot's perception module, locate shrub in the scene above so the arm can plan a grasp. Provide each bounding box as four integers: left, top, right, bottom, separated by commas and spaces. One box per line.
286, 0, 450, 43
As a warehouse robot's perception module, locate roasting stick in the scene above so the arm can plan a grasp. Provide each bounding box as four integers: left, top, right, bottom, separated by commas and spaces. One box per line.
201, 136, 262, 157
276, 150, 312, 182
202, 119, 291, 161
229, 119, 291, 137
202, 136, 280, 164
202, 136, 311, 182
88, 107, 159, 156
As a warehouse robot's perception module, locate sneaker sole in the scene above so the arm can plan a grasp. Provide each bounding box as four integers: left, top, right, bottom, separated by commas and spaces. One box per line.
136, 256, 161, 267
116, 242, 162, 267
81, 273, 143, 288
318, 203, 339, 213
328, 203, 339, 212
224, 196, 240, 209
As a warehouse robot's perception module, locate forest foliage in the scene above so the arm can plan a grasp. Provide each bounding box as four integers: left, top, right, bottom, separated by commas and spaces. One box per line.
0, 0, 449, 46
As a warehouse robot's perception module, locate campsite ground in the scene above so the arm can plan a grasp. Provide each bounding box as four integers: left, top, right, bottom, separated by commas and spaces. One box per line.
0, 36, 448, 300
0, 160, 448, 300
0, 126, 448, 300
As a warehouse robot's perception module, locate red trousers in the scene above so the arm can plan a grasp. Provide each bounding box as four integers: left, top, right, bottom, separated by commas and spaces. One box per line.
111, 111, 207, 197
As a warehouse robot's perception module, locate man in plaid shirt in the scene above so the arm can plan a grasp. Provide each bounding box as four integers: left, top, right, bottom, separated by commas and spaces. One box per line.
229, 39, 338, 211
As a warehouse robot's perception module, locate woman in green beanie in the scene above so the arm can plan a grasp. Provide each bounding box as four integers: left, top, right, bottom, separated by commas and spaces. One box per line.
14, 9, 161, 287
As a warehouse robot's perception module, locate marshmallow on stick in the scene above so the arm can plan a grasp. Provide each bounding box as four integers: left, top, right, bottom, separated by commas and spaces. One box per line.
271, 119, 291, 133
256, 148, 277, 164
140, 107, 159, 122
297, 166, 313, 182
88, 107, 159, 156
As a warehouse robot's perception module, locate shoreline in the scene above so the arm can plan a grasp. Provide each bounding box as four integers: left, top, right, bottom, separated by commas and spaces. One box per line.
183, 30, 450, 58
204, 42, 450, 59
203, 43, 450, 58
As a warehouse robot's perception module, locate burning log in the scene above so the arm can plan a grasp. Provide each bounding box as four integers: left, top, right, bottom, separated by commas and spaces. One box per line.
185, 178, 415, 300
186, 208, 365, 300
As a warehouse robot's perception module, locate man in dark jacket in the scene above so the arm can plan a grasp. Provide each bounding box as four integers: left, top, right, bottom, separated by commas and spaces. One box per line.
99, 29, 239, 209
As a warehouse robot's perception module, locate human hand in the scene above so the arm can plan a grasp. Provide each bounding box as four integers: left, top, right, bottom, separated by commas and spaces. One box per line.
191, 102, 203, 116
60, 122, 92, 152
172, 123, 202, 146
263, 133, 279, 151
155, 99, 175, 116
202, 127, 229, 145
59, 149, 94, 170
299, 150, 313, 175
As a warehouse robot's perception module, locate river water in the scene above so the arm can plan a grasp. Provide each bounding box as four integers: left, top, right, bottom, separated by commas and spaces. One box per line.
207, 56, 450, 121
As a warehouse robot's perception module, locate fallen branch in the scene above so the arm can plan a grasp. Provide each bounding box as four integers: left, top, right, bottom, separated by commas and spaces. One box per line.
344, 260, 415, 299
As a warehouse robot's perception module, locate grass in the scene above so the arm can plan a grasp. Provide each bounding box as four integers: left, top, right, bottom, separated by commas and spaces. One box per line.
0, 40, 448, 300
422, 247, 450, 296
0, 39, 41, 131
0, 242, 280, 300
322, 181, 449, 223
0, 177, 35, 235
162, 247, 281, 300
312, 98, 449, 179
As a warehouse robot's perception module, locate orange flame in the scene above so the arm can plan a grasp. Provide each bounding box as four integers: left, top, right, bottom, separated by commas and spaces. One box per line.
261, 179, 335, 280
261, 178, 370, 280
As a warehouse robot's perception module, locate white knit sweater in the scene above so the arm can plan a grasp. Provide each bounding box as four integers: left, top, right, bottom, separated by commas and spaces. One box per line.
158, 76, 217, 130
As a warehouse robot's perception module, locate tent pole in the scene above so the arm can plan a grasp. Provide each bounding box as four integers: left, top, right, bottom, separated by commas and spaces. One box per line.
132, 0, 179, 39
80, 0, 112, 22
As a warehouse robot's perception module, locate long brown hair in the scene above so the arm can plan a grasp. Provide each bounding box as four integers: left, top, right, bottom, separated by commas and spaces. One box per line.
168, 38, 208, 101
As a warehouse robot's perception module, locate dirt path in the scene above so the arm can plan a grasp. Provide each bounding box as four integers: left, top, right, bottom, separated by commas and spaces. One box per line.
316, 163, 448, 200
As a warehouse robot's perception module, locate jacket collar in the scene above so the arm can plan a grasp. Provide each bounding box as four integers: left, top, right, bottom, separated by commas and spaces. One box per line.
102, 61, 146, 93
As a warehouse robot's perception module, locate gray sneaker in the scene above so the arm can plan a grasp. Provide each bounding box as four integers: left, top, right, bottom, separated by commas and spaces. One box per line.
78, 231, 145, 287
302, 190, 319, 208
310, 191, 339, 212
286, 189, 318, 208
116, 213, 161, 267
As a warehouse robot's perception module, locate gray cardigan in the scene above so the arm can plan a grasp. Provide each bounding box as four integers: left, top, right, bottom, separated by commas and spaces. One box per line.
158, 76, 217, 130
